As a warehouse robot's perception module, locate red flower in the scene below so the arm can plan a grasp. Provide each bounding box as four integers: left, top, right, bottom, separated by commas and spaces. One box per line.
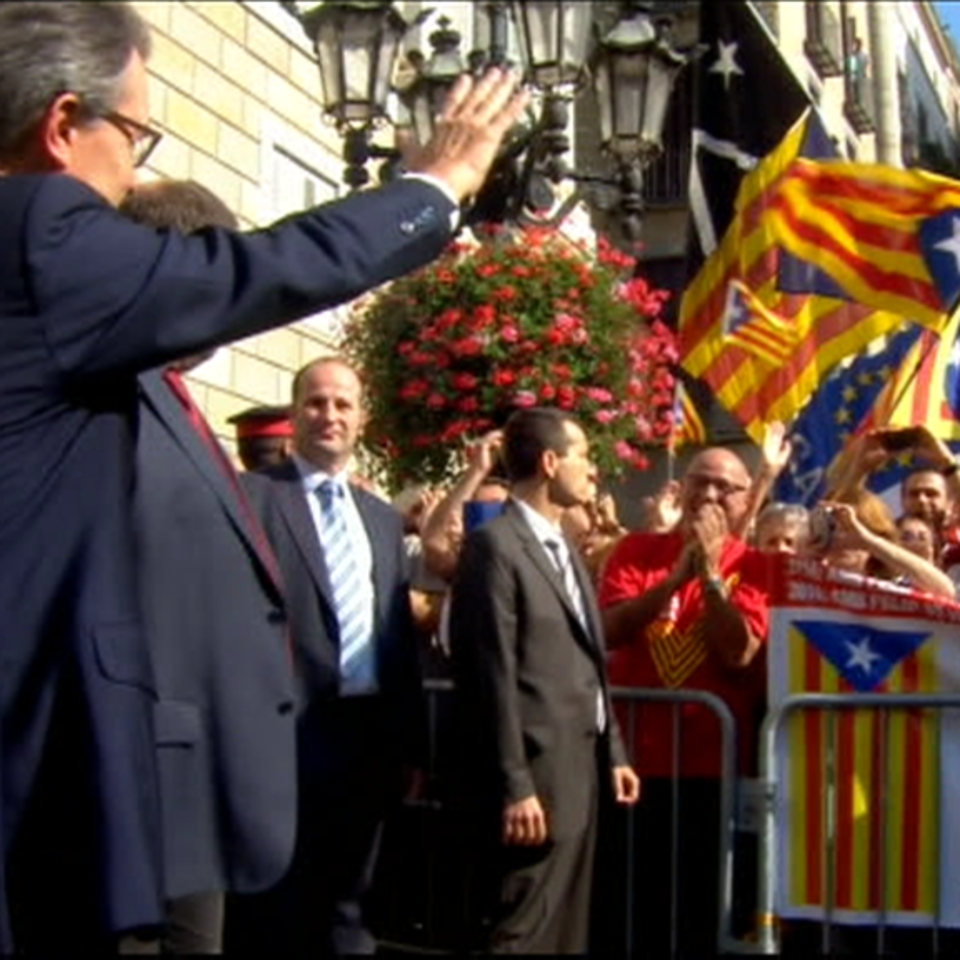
426, 393, 447, 409
451, 372, 479, 391
399, 380, 429, 400
491, 369, 517, 388
473, 304, 497, 327
556, 385, 576, 409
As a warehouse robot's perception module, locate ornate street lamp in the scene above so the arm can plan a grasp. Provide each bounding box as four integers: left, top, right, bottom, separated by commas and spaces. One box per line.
284, 0, 698, 237
588, 1, 693, 239
283, 0, 428, 187
399, 16, 466, 150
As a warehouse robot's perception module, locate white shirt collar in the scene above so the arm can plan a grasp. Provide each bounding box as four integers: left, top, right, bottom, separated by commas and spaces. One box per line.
511, 497, 565, 550
291, 452, 351, 498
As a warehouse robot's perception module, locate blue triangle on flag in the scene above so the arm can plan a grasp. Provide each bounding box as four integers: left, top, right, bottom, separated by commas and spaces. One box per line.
794, 619, 930, 692
920, 209, 960, 312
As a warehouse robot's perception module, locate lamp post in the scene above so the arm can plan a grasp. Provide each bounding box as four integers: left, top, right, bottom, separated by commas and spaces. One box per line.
287, 0, 698, 237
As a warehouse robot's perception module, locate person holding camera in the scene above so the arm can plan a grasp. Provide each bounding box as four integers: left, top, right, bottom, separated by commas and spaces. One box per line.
808, 492, 955, 598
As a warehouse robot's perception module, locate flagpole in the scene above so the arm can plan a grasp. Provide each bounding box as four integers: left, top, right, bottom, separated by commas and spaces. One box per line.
870, 325, 939, 427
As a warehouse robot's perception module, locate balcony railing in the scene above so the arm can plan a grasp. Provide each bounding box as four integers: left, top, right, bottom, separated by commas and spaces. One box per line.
644, 142, 690, 207
804, 1, 843, 78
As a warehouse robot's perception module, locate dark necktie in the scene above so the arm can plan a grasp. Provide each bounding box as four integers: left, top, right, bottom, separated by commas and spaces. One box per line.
162, 369, 283, 590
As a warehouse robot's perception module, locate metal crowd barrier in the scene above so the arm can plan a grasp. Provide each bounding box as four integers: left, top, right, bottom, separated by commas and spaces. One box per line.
753, 693, 960, 957
374, 680, 740, 956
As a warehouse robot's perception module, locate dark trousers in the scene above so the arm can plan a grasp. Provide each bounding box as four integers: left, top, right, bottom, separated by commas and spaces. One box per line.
592, 777, 757, 958
225, 697, 392, 957
467, 755, 599, 955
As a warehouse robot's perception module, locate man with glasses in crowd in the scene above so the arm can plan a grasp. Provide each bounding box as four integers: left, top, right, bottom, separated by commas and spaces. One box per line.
0, 1, 527, 952
595, 447, 771, 958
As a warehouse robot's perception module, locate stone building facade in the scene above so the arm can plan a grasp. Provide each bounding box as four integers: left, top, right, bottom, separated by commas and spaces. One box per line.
133, 1, 348, 455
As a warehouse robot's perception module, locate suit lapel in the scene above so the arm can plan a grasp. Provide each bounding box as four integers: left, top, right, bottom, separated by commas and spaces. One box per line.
139, 371, 283, 599
504, 504, 599, 656
271, 461, 336, 610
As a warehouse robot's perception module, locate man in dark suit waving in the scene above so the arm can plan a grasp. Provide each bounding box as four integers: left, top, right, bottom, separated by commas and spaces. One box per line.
448, 407, 641, 954
238, 357, 424, 955
0, 2, 526, 949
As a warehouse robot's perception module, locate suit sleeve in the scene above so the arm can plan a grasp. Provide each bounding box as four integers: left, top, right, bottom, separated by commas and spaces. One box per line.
23, 174, 456, 379
449, 531, 534, 805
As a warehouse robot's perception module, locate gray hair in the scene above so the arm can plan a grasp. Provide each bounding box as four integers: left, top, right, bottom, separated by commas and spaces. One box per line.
755, 502, 810, 532
0, 2, 152, 162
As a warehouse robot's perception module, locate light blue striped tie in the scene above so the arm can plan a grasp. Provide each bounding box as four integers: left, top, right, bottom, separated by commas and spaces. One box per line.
317, 479, 375, 694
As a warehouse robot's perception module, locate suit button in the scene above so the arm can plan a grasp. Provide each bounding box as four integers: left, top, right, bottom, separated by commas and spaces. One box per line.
268, 608, 286, 625
277, 701, 294, 716
399, 220, 416, 235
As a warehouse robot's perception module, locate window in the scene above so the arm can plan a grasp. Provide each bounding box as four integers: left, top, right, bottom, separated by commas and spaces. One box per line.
270, 145, 339, 218
260, 120, 348, 340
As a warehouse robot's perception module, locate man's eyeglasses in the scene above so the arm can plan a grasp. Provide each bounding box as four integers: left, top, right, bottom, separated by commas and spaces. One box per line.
100, 109, 163, 167
685, 474, 749, 499
86, 106, 163, 168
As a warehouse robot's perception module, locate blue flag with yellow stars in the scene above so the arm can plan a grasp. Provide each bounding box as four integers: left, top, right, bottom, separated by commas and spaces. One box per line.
776, 326, 923, 506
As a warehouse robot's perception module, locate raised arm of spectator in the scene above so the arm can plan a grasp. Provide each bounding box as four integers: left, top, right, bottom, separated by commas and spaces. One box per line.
421, 430, 504, 582
826, 431, 890, 500
732, 420, 792, 540
826, 501, 957, 599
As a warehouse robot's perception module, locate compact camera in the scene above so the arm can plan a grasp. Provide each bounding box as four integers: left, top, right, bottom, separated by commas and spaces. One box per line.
808, 504, 837, 553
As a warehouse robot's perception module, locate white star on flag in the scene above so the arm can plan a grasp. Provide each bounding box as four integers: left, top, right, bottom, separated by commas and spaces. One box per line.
845, 636, 882, 674
934, 216, 960, 273
709, 40, 744, 92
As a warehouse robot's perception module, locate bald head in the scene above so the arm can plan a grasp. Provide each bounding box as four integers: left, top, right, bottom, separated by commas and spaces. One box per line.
291, 356, 366, 472
681, 447, 751, 529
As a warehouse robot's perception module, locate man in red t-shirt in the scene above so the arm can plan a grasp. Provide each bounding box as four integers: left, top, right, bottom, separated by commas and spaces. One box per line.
594, 447, 772, 957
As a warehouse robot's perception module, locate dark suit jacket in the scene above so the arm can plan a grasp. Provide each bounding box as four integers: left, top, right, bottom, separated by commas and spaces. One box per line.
448, 502, 627, 841
242, 461, 426, 778
134, 369, 295, 901
0, 172, 453, 943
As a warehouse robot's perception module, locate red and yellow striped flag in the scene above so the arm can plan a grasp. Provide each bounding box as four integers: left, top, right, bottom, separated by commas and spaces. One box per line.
680, 113, 904, 444
768, 558, 960, 926
768, 160, 960, 331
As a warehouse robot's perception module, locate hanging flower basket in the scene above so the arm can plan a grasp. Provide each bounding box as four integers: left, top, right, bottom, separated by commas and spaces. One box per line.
343, 226, 678, 491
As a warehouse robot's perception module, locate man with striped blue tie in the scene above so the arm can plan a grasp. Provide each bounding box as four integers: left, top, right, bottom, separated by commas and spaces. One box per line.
236, 357, 425, 955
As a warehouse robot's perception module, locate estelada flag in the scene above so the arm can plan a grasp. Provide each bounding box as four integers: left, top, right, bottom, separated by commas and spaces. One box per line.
681, 112, 906, 444
767, 556, 960, 928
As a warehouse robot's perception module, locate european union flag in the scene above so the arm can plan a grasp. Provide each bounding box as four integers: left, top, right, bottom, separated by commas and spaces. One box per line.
776, 326, 923, 506
795, 619, 930, 692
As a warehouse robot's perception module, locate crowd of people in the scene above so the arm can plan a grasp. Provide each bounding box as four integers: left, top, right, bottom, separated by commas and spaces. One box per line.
0, 2, 957, 956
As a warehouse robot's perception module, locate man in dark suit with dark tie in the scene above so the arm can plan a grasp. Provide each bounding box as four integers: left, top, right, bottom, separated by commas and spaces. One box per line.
238, 357, 424, 955
0, 2, 527, 949
121, 179, 293, 954
448, 407, 641, 954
